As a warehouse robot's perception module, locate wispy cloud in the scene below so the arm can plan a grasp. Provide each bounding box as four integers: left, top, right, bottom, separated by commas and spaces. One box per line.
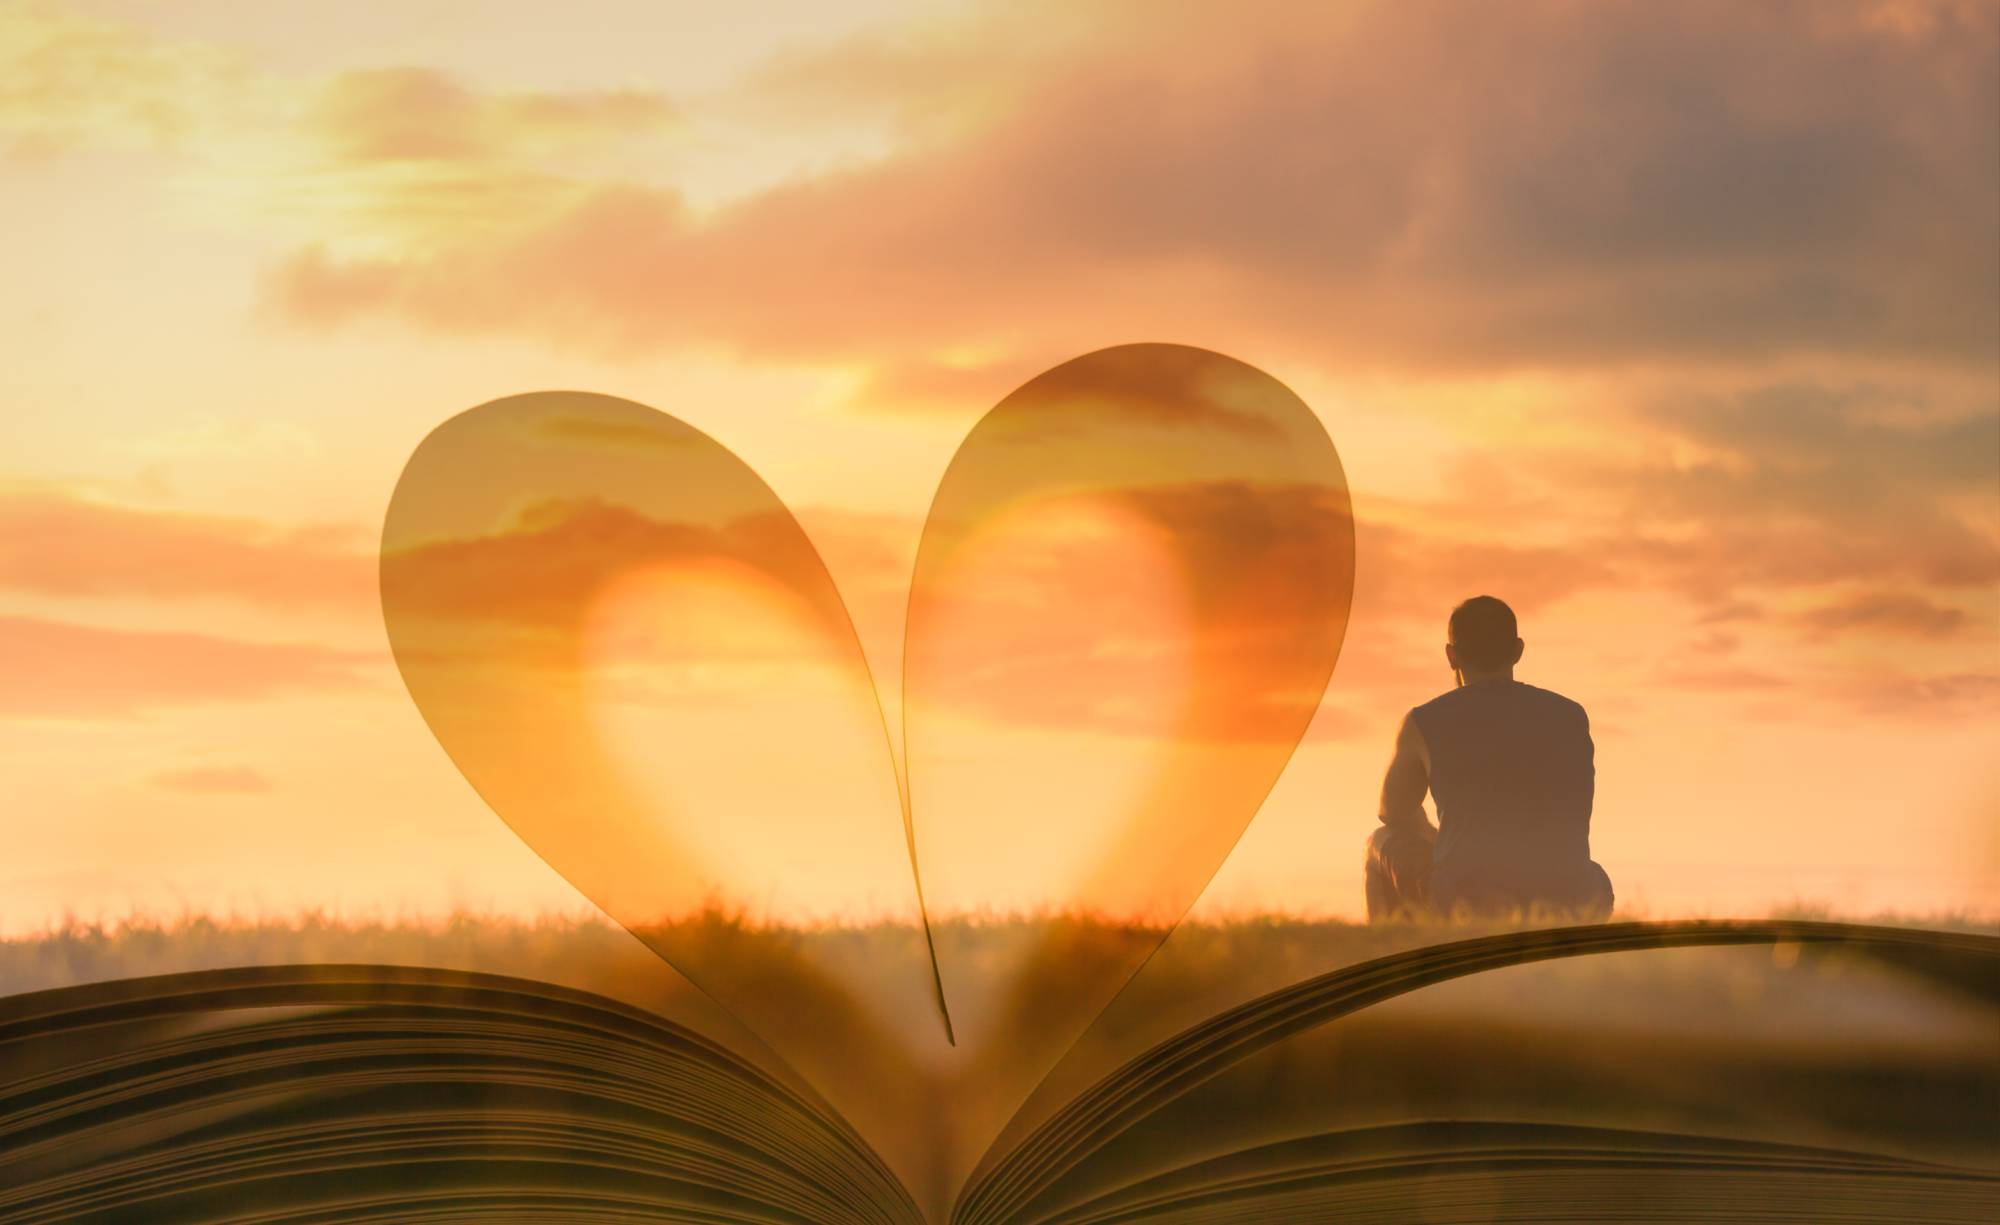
0, 615, 369, 717
313, 67, 674, 166
0, 1, 682, 249
1835, 670, 2000, 718
0, 490, 373, 610
0, 1, 249, 158
1798, 592, 1972, 640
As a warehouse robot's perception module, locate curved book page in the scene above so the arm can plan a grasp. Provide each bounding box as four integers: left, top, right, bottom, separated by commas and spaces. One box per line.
1023, 1125, 1998, 1225
0, 965, 921, 1225
956, 920, 2000, 1224
379, 392, 952, 1195
904, 344, 1353, 1176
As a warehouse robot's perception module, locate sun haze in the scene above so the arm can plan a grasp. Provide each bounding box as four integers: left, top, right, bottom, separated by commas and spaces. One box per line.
1, 0, 1995, 933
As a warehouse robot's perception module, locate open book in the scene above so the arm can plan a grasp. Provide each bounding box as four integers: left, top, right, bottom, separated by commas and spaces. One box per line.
2, 920, 1995, 1222
4, 349, 1994, 1220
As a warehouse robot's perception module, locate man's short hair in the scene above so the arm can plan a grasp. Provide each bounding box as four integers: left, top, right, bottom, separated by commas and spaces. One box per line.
1448, 595, 1518, 669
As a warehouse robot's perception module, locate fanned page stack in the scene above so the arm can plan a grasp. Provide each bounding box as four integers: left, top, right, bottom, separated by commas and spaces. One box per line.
2, 922, 1995, 1223
4, 350, 1994, 1222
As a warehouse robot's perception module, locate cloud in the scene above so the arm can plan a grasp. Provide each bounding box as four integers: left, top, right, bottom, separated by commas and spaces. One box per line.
1317, 376, 1998, 717
0, 490, 373, 610
148, 765, 275, 795
264, 0, 1997, 376
1357, 520, 1620, 625
379, 478, 1358, 743
1344, 380, 1998, 627
1698, 601, 1765, 626
1640, 382, 2000, 513
716, 3, 1094, 140
1, 4, 679, 246
0, 615, 369, 718
1798, 592, 1972, 639
792, 503, 921, 645
381, 497, 847, 641
0, 2, 248, 158
838, 356, 1043, 415
1587, 382, 2000, 602
312, 67, 674, 166
1655, 663, 1791, 693
1835, 670, 2000, 719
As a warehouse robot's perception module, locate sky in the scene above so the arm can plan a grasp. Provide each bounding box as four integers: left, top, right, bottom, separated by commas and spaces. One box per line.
2, 0, 1996, 934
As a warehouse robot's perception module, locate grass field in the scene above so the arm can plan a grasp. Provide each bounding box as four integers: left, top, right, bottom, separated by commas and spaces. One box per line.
7, 905, 1989, 1012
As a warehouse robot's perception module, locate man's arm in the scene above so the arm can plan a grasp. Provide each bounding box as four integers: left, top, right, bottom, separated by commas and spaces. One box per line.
1378, 710, 1436, 837
1569, 703, 1595, 824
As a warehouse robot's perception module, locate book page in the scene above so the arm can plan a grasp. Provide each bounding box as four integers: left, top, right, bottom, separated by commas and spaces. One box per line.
959, 924, 2000, 1224
902, 345, 1355, 1196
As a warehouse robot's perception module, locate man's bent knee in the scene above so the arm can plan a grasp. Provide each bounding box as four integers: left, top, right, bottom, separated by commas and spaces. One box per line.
1364, 824, 1433, 920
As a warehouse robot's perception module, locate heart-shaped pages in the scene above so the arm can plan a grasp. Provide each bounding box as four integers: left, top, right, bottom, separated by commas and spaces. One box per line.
380, 346, 1352, 1199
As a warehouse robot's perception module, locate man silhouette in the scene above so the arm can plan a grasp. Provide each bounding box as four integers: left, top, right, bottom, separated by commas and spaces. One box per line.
1365, 596, 1614, 920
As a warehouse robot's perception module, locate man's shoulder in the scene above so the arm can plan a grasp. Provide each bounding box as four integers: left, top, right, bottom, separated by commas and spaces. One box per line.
1514, 681, 1590, 724
1408, 688, 1456, 723
1414, 681, 1587, 721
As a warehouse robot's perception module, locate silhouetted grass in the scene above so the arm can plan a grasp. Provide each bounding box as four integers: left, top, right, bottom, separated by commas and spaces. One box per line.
6, 906, 1988, 1003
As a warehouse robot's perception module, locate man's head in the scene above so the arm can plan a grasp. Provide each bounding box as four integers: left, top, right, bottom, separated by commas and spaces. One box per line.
1446, 595, 1522, 680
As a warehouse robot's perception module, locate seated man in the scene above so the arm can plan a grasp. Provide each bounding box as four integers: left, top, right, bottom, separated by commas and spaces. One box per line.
1366, 595, 1614, 920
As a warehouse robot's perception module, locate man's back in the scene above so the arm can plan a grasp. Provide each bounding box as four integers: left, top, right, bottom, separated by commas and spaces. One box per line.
1410, 678, 1607, 912
1366, 596, 1614, 920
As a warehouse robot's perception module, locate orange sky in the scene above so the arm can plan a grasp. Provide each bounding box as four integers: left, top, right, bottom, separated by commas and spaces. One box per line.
2, 0, 1996, 934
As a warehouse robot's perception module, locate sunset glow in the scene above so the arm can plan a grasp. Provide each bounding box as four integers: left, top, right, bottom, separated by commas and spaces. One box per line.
3, 0, 1996, 938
